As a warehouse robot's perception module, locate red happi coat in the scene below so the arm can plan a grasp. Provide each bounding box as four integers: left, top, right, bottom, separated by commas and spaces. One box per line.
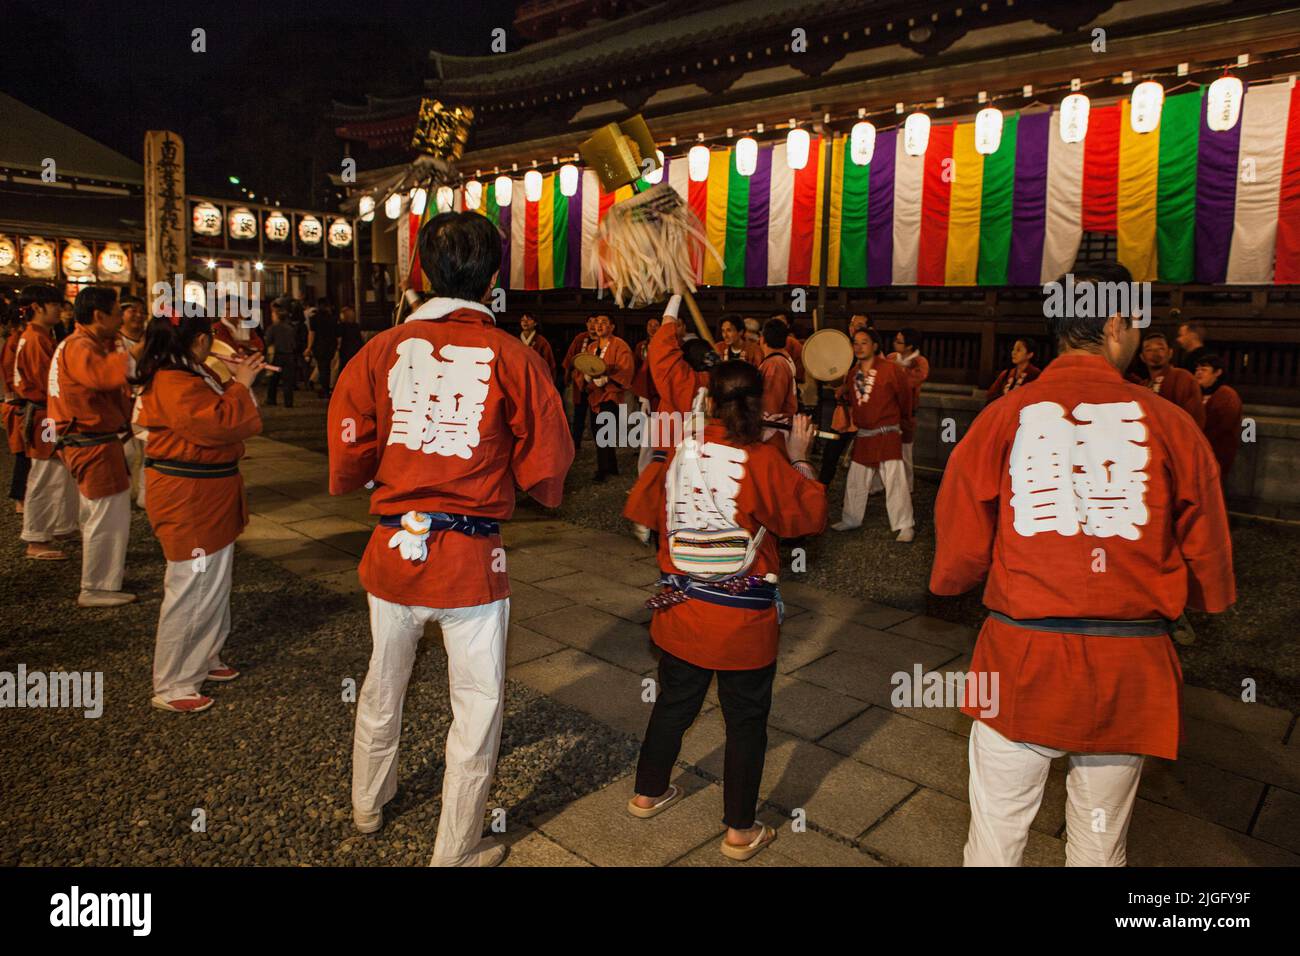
579, 335, 634, 410
931, 352, 1236, 759
1202, 384, 1243, 484
985, 363, 1042, 405
12, 323, 59, 460
47, 325, 132, 498
835, 358, 914, 466
327, 299, 574, 609
630, 338, 659, 404
713, 339, 761, 366
561, 331, 591, 406
1132, 365, 1206, 429
212, 318, 265, 358
1, 330, 23, 454
785, 334, 805, 383
521, 330, 555, 378
135, 366, 261, 561
624, 420, 828, 670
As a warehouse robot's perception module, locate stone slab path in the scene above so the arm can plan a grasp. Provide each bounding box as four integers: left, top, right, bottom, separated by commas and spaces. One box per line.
237, 435, 1300, 867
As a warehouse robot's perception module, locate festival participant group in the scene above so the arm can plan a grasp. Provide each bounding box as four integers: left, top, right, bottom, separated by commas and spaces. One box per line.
1, 212, 1239, 867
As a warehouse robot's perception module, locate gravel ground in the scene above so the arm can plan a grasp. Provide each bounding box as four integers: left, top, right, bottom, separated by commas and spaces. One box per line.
260, 388, 1300, 712
0, 447, 638, 866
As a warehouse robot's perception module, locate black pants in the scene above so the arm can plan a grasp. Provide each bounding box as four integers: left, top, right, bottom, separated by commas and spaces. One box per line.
266, 358, 297, 407
636, 648, 776, 830
570, 394, 588, 450
313, 347, 337, 395
8, 450, 30, 502
818, 432, 853, 485
590, 400, 619, 477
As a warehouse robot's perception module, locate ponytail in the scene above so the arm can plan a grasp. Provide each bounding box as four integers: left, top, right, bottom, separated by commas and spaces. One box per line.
708, 359, 764, 446
130, 314, 213, 388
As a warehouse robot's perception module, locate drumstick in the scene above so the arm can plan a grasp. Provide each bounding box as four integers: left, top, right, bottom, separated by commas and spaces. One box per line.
680, 288, 716, 347
763, 418, 841, 441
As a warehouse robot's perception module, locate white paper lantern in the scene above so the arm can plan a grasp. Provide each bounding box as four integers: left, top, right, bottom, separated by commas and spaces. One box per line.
903, 112, 931, 156
21, 237, 55, 276
409, 188, 428, 217
384, 193, 403, 220
850, 121, 877, 166
358, 195, 376, 222
192, 201, 222, 236
1059, 93, 1090, 144
327, 219, 353, 249
464, 180, 483, 210
1130, 81, 1164, 134
1207, 76, 1244, 132
494, 176, 513, 207
643, 150, 666, 185
228, 207, 257, 240
0, 235, 16, 270
435, 186, 454, 213
786, 127, 811, 170
688, 145, 710, 182
559, 165, 580, 196
524, 170, 543, 202
61, 240, 94, 278
974, 107, 1003, 155
297, 215, 323, 245
264, 211, 290, 243
735, 137, 758, 177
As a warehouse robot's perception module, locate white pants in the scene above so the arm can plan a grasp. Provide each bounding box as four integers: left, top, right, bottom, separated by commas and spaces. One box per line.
840, 459, 914, 531
153, 542, 234, 699
965, 721, 1145, 867
20, 456, 79, 542
79, 490, 131, 592
123, 434, 147, 508
353, 594, 509, 864
636, 397, 654, 475
902, 441, 915, 492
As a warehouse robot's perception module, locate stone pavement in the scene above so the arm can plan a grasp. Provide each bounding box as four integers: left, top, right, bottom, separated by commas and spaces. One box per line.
236, 435, 1300, 867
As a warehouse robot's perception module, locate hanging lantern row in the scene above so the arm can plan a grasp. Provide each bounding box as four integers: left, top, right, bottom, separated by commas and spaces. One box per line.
189, 201, 350, 247
0, 234, 134, 281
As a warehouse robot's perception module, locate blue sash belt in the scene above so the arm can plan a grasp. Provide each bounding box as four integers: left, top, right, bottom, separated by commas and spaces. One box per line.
989, 610, 1171, 638
378, 512, 500, 537
647, 573, 783, 623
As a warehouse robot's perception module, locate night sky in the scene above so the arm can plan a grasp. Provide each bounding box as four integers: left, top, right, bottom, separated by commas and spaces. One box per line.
3, 0, 521, 208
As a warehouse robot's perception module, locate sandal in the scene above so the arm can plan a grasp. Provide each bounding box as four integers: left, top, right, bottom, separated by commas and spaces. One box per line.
720, 823, 776, 861
626, 784, 682, 819
25, 544, 67, 561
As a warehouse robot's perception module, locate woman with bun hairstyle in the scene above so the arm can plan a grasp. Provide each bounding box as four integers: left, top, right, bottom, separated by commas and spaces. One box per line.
131, 312, 267, 714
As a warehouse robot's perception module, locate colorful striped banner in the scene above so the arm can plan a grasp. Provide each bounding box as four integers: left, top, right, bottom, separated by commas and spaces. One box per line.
396, 82, 1299, 294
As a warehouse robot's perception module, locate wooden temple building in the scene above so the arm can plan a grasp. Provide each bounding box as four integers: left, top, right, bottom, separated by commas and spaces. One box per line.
331, 0, 1300, 510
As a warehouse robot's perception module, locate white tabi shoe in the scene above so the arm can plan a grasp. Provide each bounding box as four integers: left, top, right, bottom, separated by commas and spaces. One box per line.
78, 590, 137, 608
430, 837, 508, 868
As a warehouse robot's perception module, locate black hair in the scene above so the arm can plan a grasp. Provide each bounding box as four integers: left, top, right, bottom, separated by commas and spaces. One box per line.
853, 326, 884, 353
130, 314, 214, 388
17, 284, 62, 316
1015, 336, 1038, 358
416, 211, 502, 301
1048, 260, 1134, 350
719, 313, 744, 336
709, 360, 763, 445
1195, 352, 1226, 374
119, 293, 145, 310
896, 327, 920, 349
682, 335, 718, 372
1143, 332, 1169, 345
762, 317, 788, 349
73, 286, 118, 325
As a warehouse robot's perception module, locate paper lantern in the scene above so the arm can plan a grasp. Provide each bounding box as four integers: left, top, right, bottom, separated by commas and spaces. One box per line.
228, 207, 257, 240
850, 121, 876, 166
21, 237, 55, 276
1059, 93, 1090, 144
297, 216, 323, 245
494, 176, 513, 207
183, 280, 206, 310
688, 145, 710, 182
1207, 76, 1244, 132
464, 180, 483, 210
264, 211, 290, 243
384, 193, 403, 220
786, 127, 811, 170
1130, 81, 1164, 134
97, 243, 129, 281
524, 170, 543, 202
558, 165, 579, 197
734, 137, 759, 177
903, 112, 931, 156
60, 240, 94, 279
327, 219, 353, 249
409, 188, 428, 217
192, 201, 223, 236
358, 196, 376, 222
975, 108, 1003, 155
643, 150, 666, 185
0, 235, 17, 272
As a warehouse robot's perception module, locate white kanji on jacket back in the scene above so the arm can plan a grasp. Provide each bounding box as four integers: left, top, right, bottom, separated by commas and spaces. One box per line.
386, 338, 494, 459
1009, 400, 1149, 540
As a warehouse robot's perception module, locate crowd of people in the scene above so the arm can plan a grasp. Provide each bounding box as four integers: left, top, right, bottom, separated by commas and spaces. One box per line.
0, 233, 1243, 866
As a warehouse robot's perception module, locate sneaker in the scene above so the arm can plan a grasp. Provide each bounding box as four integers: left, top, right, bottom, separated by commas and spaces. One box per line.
430, 837, 508, 868
78, 590, 137, 608
354, 807, 383, 834
151, 694, 213, 714
206, 665, 240, 682
896, 527, 915, 543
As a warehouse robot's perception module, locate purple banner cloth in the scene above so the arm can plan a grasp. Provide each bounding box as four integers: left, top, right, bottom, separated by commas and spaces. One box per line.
746, 146, 772, 288
1008, 111, 1050, 286
566, 167, 584, 288
866, 129, 896, 285
1194, 82, 1244, 283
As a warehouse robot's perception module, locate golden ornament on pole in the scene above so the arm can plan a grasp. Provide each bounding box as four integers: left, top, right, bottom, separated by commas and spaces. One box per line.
410, 99, 475, 161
